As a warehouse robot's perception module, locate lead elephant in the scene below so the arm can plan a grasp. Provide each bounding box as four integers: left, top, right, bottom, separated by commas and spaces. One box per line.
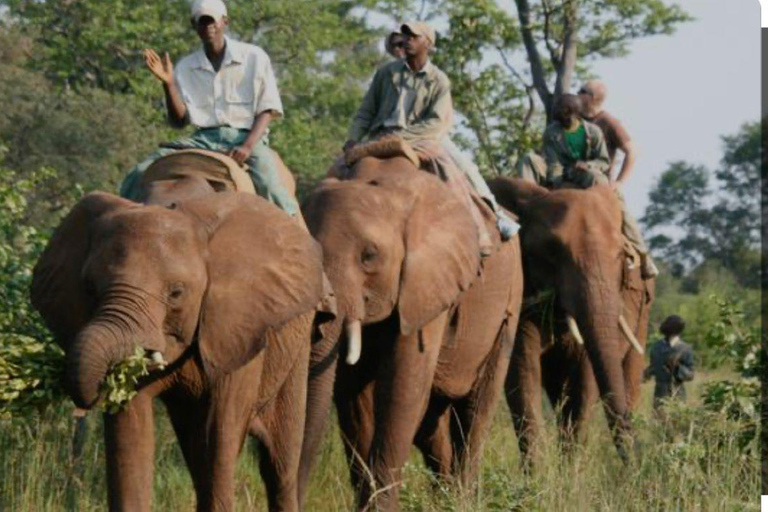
297, 157, 524, 511
488, 177, 654, 464
31, 157, 325, 512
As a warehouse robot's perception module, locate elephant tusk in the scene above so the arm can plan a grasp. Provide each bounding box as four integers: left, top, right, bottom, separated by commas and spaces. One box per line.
149, 351, 167, 370
345, 320, 362, 365
566, 314, 584, 345
618, 315, 645, 355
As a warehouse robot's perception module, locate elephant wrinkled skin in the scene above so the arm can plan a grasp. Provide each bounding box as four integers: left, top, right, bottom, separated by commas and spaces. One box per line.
489, 177, 654, 464
31, 170, 325, 512
298, 157, 524, 511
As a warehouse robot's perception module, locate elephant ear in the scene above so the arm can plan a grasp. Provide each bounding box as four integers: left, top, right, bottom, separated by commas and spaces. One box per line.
31, 192, 136, 347
181, 193, 324, 377
487, 177, 550, 220
398, 175, 480, 336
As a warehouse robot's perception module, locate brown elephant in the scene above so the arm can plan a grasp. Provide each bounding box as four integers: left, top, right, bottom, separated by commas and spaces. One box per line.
488, 177, 654, 464
297, 157, 524, 511
31, 156, 326, 512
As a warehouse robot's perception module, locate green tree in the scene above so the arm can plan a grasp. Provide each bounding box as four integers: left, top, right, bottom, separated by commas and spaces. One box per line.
375, 0, 691, 172
642, 122, 761, 287
1, 0, 385, 193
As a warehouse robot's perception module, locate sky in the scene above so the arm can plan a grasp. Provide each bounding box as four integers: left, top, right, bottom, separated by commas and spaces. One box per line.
588, 0, 760, 216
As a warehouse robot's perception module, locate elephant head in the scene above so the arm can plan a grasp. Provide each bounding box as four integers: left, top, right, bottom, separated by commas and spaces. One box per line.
302, 157, 481, 363
32, 191, 323, 409
489, 178, 636, 444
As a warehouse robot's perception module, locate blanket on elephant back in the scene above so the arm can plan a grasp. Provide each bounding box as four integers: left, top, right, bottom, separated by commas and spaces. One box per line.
142, 149, 257, 195
338, 136, 499, 251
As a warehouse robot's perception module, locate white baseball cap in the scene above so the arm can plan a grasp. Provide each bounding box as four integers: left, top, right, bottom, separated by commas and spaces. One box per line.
190, 0, 228, 24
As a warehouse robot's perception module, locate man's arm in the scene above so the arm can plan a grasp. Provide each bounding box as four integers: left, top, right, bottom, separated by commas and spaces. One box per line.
542, 129, 565, 186
399, 79, 453, 142
345, 68, 383, 150
144, 49, 188, 128
614, 139, 637, 186
583, 126, 610, 176
229, 111, 275, 165
674, 347, 695, 382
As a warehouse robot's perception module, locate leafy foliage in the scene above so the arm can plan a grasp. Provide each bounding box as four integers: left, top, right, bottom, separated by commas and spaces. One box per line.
0, 159, 147, 417
697, 296, 761, 454
98, 346, 149, 415
642, 122, 761, 287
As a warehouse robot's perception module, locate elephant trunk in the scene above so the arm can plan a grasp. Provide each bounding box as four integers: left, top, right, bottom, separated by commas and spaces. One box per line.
299, 315, 343, 506
66, 319, 136, 409
577, 283, 633, 460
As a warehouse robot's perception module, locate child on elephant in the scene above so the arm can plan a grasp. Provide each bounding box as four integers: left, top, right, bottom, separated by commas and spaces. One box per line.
541, 94, 659, 279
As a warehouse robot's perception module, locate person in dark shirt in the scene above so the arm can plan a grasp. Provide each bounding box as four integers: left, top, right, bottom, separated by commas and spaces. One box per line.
644, 315, 695, 411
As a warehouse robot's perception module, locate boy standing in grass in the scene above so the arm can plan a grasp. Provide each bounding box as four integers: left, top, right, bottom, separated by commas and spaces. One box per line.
644, 315, 695, 411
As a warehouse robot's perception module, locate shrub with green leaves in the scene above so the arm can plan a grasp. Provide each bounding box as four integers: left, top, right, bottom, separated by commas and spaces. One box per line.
0, 155, 147, 417
698, 296, 762, 452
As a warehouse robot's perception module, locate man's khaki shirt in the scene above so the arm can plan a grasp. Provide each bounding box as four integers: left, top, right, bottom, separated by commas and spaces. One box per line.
542, 120, 610, 185
347, 60, 453, 143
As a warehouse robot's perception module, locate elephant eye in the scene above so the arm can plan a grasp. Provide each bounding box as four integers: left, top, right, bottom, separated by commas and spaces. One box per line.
361, 244, 379, 266
169, 285, 185, 300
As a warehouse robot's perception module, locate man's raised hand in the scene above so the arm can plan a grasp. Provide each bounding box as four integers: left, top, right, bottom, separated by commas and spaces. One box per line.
144, 49, 173, 85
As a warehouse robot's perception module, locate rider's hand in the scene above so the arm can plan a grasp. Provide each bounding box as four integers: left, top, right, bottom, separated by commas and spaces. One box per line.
573, 161, 589, 173
343, 140, 357, 153
144, 49, 174, 85
229, 144, 253, 166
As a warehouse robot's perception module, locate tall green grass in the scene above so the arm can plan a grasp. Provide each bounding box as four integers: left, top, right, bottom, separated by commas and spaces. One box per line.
0, 371, 758, 511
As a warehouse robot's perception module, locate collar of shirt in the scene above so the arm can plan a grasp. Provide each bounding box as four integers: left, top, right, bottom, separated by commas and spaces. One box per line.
401, 59, 436, 78
190, 37, 245, 73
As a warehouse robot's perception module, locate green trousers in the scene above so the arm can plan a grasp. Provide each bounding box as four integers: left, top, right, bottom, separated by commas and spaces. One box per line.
119, 126, 299, 216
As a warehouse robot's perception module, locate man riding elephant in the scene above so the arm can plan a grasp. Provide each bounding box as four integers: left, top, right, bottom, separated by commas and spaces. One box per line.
119, 0, 299, 217
343, 21, 520, 248
542, 94, 658, 279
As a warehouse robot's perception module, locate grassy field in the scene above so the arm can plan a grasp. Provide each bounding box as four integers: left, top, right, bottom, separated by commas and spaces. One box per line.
0, 370, 759, 511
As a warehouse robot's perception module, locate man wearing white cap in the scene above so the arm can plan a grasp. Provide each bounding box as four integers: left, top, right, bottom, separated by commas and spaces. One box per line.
345, 21, 519, 242
119, 0, 299, 216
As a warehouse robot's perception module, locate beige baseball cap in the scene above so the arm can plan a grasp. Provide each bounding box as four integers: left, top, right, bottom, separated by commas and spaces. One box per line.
190, 0, 228, 23
401, 21, 436, 46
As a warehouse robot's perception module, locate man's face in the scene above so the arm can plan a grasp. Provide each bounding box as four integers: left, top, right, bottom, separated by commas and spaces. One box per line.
403, 30, 430, 58
194, 15, 227, 44
577, 86, 595, 115
553, 101, 576, 126
389, 34, 406, 59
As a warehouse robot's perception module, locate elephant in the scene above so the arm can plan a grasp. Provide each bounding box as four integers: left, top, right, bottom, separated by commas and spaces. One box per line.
297, 156, 524, 511
31, 154, 326, 512
488, 177, 654, 464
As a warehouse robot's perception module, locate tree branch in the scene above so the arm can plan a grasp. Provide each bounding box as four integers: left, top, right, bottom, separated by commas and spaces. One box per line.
514, 0, 552, 114
554, 0, 578, 96
495, 45, 530, 88
541, 0, 561, 67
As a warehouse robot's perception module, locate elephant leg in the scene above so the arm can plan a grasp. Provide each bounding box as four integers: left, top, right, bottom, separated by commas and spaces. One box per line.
104, 392, 155, 512
505, 319, 544, 467
363, 312, 448, 512
414, 398, 453, 479
255, 341, 310, 512
453, 320, 514, 485
298, 321, 341, 507
165, 397, 209, 501
335, 365, 376, 495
